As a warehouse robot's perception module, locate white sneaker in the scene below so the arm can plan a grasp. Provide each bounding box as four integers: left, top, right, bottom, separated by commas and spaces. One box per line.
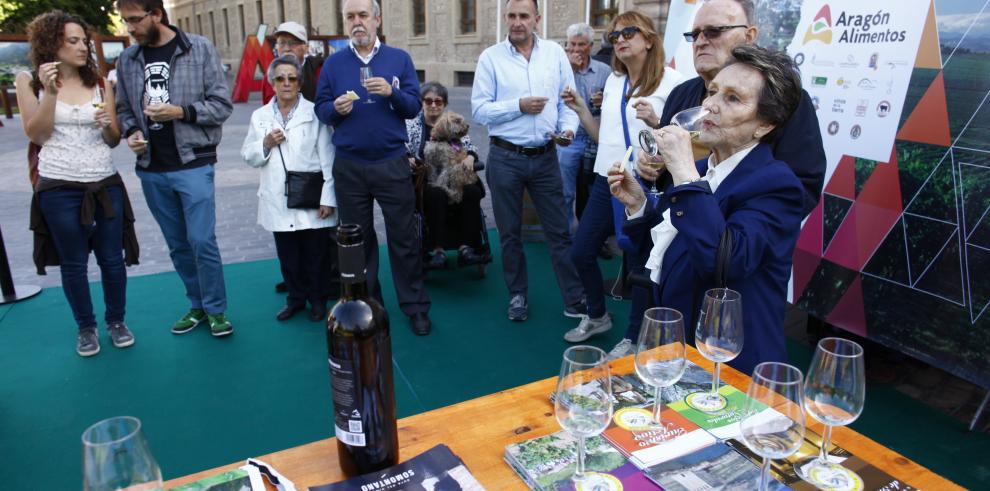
608, 338, 634, 360
564, 314, 613, 342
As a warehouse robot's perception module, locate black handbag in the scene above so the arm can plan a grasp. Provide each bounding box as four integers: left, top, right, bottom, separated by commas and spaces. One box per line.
277, 145, 323, 209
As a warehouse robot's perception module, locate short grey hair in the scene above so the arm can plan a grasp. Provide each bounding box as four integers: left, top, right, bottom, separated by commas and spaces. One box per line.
726, 44, 801, 142
566, 23, 594, 43
706, 0, 756, 25
267, 53, 302, 88
343, 0, 380, 17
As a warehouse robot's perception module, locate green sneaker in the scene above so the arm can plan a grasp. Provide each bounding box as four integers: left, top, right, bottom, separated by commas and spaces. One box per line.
171, 308, 206, 334
208, 313, 234, 337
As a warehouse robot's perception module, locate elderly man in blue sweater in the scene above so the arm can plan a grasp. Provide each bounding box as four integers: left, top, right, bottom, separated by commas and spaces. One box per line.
314, 0, 432, 335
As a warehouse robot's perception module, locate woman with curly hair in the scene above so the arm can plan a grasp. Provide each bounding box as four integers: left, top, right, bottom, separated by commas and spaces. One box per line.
15, 10, 139, 357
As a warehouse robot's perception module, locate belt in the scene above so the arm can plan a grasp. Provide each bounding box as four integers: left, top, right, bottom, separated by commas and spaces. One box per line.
490, 136, 554, 156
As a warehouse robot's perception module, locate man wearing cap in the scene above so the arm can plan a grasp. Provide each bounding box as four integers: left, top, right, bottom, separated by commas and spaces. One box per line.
273, 21, 324, 102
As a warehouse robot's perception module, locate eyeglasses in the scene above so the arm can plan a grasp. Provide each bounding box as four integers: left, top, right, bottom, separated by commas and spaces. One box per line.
606, 26, 642, 44
123, 11, 151, 25
274, 75, 299, 83
683, 25, 749, 42
275, 40, 305, 48
422, 97, 445, 107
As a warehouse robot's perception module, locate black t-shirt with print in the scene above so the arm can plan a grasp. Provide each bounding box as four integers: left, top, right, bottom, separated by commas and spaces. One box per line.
140, 36, 181, 172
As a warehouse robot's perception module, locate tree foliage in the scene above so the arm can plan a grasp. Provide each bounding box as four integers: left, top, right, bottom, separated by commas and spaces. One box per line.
0, 0, 118, 34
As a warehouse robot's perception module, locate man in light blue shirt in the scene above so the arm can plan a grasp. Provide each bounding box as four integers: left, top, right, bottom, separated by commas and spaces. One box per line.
561, 22, 610, 232
472, 0, 586, 322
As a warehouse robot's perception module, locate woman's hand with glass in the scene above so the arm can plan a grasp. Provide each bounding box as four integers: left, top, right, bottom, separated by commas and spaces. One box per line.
653, 125, 700, 184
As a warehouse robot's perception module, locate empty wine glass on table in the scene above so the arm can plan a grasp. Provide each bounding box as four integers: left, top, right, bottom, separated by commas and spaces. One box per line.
740, 362, 806, 491
359, 66, 375, 104
634, 307, 687, 426
554, 345, 613, 486
637, 105, 710, 196
687, 288, 744, 413
796, 337, 866, 489
82, 416, 163, 491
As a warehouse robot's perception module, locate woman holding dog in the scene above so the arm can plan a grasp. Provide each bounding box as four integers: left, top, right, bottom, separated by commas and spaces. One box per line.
405, 81, 486, 269
561, 10, 684, 350
241, 54, 338, 323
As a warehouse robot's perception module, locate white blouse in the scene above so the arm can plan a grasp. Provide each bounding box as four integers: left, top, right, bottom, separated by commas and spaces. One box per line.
593, 67, 686, 177
37, 88, 116, 182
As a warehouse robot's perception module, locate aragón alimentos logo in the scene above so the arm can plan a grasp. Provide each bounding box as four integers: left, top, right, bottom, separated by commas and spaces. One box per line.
804, 5, 908, 45
803, 5, 833, 44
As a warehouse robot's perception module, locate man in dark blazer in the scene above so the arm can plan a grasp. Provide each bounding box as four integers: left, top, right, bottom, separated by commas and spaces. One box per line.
649, 0, 825, 216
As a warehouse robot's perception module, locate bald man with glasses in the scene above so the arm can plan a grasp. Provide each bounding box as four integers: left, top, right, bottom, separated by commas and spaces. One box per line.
642, 0, 825, 217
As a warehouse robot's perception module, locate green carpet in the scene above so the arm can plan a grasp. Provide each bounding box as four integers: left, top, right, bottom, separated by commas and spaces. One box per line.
0, 233, 986, 489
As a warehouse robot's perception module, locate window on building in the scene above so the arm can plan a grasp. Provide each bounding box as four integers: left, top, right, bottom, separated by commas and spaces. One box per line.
415, 69, 425, 83
455, 71, 474, 87
277, 0, 285, 24
412, 0, 426, 37
238, 5, 246, 42
256, 0, 264, 25
196, 14, 203, 35
459, 0, 476, 34
223, 8, 231, 46
335, 0, 344, 35
591, 0, 618, 28
209, 11, 217, 43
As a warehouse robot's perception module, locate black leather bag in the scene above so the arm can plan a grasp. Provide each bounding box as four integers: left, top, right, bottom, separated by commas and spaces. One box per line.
277, 145, 323, 209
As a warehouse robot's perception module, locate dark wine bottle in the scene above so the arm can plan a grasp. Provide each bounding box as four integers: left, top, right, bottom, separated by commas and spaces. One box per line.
326, 224, 398, 477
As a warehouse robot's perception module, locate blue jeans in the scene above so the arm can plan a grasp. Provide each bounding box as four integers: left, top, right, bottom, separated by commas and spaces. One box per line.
570, 175, 615, 319
486, 145, 584, 306
556, 135, 588, 233
137, 165, 227, 314
38, 186, 127, 330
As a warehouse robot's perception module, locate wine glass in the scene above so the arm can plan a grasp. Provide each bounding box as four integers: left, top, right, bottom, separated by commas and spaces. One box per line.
796, 337, 866, 489
740, 362, 806, 491
637, 106, 710, 196
687, 288, 744, 413
634, 307, 686, 426
92, 86, 106, 110
554, 346, 613, 486
142, 93, 163, 131
359, 66, 374, 104
82, 416, 163, 491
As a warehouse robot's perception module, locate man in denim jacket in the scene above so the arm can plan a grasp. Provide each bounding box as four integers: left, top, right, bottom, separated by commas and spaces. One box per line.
115, 0, 235, 337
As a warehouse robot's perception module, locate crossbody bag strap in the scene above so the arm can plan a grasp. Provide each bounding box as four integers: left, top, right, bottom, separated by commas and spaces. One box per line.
714, 227, 732, 288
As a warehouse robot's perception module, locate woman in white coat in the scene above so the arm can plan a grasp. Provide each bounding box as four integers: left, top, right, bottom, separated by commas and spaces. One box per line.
242, 54, 338, 322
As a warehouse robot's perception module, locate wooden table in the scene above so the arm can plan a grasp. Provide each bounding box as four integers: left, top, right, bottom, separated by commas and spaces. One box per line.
166, 348, 961, 490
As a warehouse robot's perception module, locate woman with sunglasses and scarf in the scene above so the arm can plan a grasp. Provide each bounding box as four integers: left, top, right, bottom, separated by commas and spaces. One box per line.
242, 54, 338, 323
561, 10, 685, 351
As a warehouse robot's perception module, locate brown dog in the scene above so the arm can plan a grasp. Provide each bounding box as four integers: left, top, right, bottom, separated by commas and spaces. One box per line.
423, 111, 478, 203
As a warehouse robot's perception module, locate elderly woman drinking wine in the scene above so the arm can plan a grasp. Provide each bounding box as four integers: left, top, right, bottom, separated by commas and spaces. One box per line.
608, 44, 805, 374
242, 54, 338, 323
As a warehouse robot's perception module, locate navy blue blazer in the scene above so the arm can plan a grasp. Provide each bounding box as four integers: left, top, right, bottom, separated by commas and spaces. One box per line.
623, 144, 804, 374
658, 77, 825, 216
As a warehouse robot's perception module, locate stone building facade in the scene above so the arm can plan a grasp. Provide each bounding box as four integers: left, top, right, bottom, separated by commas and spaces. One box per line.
164, 0, 670, 86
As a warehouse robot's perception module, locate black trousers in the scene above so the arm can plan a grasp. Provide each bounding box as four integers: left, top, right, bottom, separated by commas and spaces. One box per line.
332, 155, 430, 316
423, 181, 485, 250
273, 227, 338, 309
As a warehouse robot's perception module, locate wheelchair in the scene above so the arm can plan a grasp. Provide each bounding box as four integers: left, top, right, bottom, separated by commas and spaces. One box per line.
412, 159, 493, 278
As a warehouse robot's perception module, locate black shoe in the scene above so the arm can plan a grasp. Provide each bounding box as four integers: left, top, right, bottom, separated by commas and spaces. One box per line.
276, 304, 304, 321
275, 281, 288, 293
428, 251, 446, 270
309, 303, 328, 322
457, 246, 483, 266
410, 312, 432, 336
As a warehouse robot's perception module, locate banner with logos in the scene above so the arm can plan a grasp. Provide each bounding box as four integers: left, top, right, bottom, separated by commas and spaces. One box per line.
663, 0, 990, 389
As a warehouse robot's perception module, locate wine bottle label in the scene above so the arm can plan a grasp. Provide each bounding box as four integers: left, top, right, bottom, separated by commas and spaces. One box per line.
338, 242, 366, 283
329, 355, 367, 447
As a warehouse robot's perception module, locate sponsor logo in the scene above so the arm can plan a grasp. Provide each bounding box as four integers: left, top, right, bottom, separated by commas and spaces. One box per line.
836, 77, 850, 89
851, 124, 862, 139
812, 96, 820, 111
793, 52, 806, 66
869, 52, 879, 70
839, 54, 859, 68
858, 78, 878, 90
828, 121, 840, 135
832, 98, 847, 113
855, 99, 869, 117
811, 54, 835, 67
803, 5, 834, 45
812, 76, 828, 87
877, 100, 891, 117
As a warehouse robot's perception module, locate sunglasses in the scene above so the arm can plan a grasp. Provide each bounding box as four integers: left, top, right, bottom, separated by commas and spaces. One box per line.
683, 25, 749, 42
607, 26, 642, 44
422, 97, 445, 107
274, 75, 299, 83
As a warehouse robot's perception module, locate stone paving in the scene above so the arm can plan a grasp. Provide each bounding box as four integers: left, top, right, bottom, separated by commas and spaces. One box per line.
0, 85, 493, 290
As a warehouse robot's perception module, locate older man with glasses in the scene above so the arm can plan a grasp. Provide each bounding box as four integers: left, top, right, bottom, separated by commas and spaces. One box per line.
272, 22, 324, 102
640, 0, 825, 217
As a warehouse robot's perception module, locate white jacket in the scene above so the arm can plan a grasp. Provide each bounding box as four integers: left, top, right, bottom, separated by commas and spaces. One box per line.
241, 97, 337, 232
